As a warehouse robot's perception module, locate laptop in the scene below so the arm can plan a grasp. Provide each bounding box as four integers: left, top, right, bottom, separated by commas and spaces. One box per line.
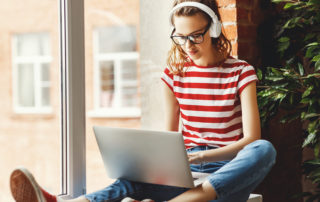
93, 126, 209, 188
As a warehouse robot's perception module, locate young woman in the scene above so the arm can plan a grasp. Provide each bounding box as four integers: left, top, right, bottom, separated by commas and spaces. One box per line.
10, 0, 276, 201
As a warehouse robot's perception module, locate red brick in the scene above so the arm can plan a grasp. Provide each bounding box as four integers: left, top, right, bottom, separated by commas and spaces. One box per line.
237, 0, 264, 24
222, 24, 237, 41
238, 41, 256, 59
250, 9, 264, 25
218, 8, 236, 22
231, 41, 238, 57
216, 0, 236, 7
237, 7, 251, 23
237, 0, 255, 9
238, 24, 257, 39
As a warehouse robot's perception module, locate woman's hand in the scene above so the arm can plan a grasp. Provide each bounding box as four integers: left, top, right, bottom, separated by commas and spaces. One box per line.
188, 151, 205, 164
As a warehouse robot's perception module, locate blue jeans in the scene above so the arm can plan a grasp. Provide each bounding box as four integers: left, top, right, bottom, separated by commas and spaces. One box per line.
85, 139, 276, 202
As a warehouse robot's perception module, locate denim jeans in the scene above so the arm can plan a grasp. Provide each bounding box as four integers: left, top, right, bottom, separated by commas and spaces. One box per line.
85, 139, 276, 202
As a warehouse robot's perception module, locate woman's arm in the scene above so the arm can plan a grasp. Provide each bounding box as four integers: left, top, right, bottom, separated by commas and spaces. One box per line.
162, 83, 180, 132
188, 82, 261, 163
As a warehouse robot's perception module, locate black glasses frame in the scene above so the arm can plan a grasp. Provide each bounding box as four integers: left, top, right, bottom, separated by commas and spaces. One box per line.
170, 23, 211, 45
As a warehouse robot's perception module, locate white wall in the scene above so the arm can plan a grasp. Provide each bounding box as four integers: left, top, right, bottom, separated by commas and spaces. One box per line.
140, 0, 172, 130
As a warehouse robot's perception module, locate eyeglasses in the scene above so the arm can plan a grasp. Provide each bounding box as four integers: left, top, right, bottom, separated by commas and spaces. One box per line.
170, 23, 210, 46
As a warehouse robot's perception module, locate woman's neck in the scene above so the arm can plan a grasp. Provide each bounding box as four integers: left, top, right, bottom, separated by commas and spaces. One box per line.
193, 47, 226, 67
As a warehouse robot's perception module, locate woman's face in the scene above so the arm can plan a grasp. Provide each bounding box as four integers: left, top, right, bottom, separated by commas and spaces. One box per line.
173, 13, 213, 65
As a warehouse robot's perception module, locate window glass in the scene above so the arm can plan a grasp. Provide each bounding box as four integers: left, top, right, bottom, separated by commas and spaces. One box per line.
13, 33, 52, 112
93, 28, 140, 112
0, 1, 60, 201
85, 0, 140, 193
17, 64, 35, 107
41, 63, 50, 81
121, 60, 138, 107
98, 26, 136, 53
16, 33, 50, 57
100, 61, 115, 108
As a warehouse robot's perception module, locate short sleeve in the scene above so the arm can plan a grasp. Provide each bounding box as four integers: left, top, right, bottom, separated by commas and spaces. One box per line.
237, 65, 258, 95
161, 67, 174, 92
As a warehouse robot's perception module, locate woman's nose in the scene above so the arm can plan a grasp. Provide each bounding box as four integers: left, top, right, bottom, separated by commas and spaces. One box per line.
185, 38, 193, 48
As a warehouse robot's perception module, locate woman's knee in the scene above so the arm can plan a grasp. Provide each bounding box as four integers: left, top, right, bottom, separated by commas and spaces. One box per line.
248, 139, 277, 166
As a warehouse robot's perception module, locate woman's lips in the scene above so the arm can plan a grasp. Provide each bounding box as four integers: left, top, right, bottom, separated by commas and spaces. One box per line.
187, 50, 198, 56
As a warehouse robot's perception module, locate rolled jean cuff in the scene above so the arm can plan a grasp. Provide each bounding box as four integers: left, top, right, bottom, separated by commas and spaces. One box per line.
207, 178, 222, 199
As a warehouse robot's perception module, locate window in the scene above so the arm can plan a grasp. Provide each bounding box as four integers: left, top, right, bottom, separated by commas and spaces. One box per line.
12, 33, 52, 114
0, 1, 60, 201
89, 26, 140, 118
84, 0, 141, 193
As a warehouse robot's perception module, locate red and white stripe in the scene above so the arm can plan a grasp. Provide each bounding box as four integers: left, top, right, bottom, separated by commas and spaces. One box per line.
161, 57, 258, 148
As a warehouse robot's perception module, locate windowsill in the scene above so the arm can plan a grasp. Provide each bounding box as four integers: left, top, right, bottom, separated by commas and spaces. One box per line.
13, 107, 53, 115
88, 108, 141, 118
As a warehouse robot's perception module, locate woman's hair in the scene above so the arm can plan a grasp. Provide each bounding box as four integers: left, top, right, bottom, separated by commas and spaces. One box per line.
167, 0, 232, 76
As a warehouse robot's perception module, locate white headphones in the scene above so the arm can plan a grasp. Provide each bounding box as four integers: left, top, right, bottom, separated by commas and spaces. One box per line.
169, 2, 222, 38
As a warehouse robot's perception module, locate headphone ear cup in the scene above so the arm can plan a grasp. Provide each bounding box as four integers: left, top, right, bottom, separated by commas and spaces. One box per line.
209, 21, 221, 38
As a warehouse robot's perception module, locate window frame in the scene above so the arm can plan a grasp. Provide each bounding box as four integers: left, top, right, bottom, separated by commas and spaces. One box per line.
89, 29, 140, 118
59, 0, 86, 198
12, 33, 53, 114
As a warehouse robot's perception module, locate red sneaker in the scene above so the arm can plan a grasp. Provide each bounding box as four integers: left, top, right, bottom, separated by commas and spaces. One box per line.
10, 167, 57, 202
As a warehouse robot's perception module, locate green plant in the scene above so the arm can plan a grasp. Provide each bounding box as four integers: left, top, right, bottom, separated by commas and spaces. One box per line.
257, 0, 320, 200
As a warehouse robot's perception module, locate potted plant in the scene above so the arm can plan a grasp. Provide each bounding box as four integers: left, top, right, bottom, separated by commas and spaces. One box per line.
257, 0, 320, 200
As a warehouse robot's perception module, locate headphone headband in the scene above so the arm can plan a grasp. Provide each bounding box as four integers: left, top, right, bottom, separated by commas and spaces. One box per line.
169, 2, 221, 38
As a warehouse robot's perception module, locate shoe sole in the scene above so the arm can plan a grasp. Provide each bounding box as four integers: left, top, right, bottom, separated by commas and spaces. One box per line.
10, 167, 46, 202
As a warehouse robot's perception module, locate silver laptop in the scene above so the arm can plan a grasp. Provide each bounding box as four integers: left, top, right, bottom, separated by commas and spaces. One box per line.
93, 126, 209, 188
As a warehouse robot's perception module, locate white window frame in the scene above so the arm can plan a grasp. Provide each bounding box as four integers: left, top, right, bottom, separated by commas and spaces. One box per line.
12, 34, 52, 114
59, 0, 86, 199
88, 29, 140, 118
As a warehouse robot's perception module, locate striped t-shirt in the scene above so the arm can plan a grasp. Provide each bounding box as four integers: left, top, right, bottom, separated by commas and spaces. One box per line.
161, 57, 258, 149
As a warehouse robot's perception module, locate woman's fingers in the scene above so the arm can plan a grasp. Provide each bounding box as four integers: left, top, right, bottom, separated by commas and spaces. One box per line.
188, 153, 200, 164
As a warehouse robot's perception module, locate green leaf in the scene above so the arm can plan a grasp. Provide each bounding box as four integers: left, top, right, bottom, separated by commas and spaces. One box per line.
312, 55, 320, 62
290, 93, 294, 104
305, 113, 320, 119
265, 76, 284, 81
306, 46, 317, 58
306, 42, 319, 47
279, 37, 290, 42
308, 120, 318, 133
302, 86, 314, 98
308, 0, 320, 5
306, 73, 320, 78
298, 63, 304, 76
274, 92, 286, 100
278, 41, 290, 52
305, 33, 316, 41
304, 159, 320, 166
258, 89, 277, 97
303, 132, 317, 148
284, 3, 294, 9
271, 67, 283, 75
315, 59, 320, 72
280, 112, 300, 123
315, 143, 320, 158
257, 68, 263, 80
283, 17, 303, 29
272, 0, 290, 3
301, 98, 311, 104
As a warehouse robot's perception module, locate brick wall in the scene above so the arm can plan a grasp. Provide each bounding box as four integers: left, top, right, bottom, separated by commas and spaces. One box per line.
217, 0, 263, 66
216, 1, 304, 201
